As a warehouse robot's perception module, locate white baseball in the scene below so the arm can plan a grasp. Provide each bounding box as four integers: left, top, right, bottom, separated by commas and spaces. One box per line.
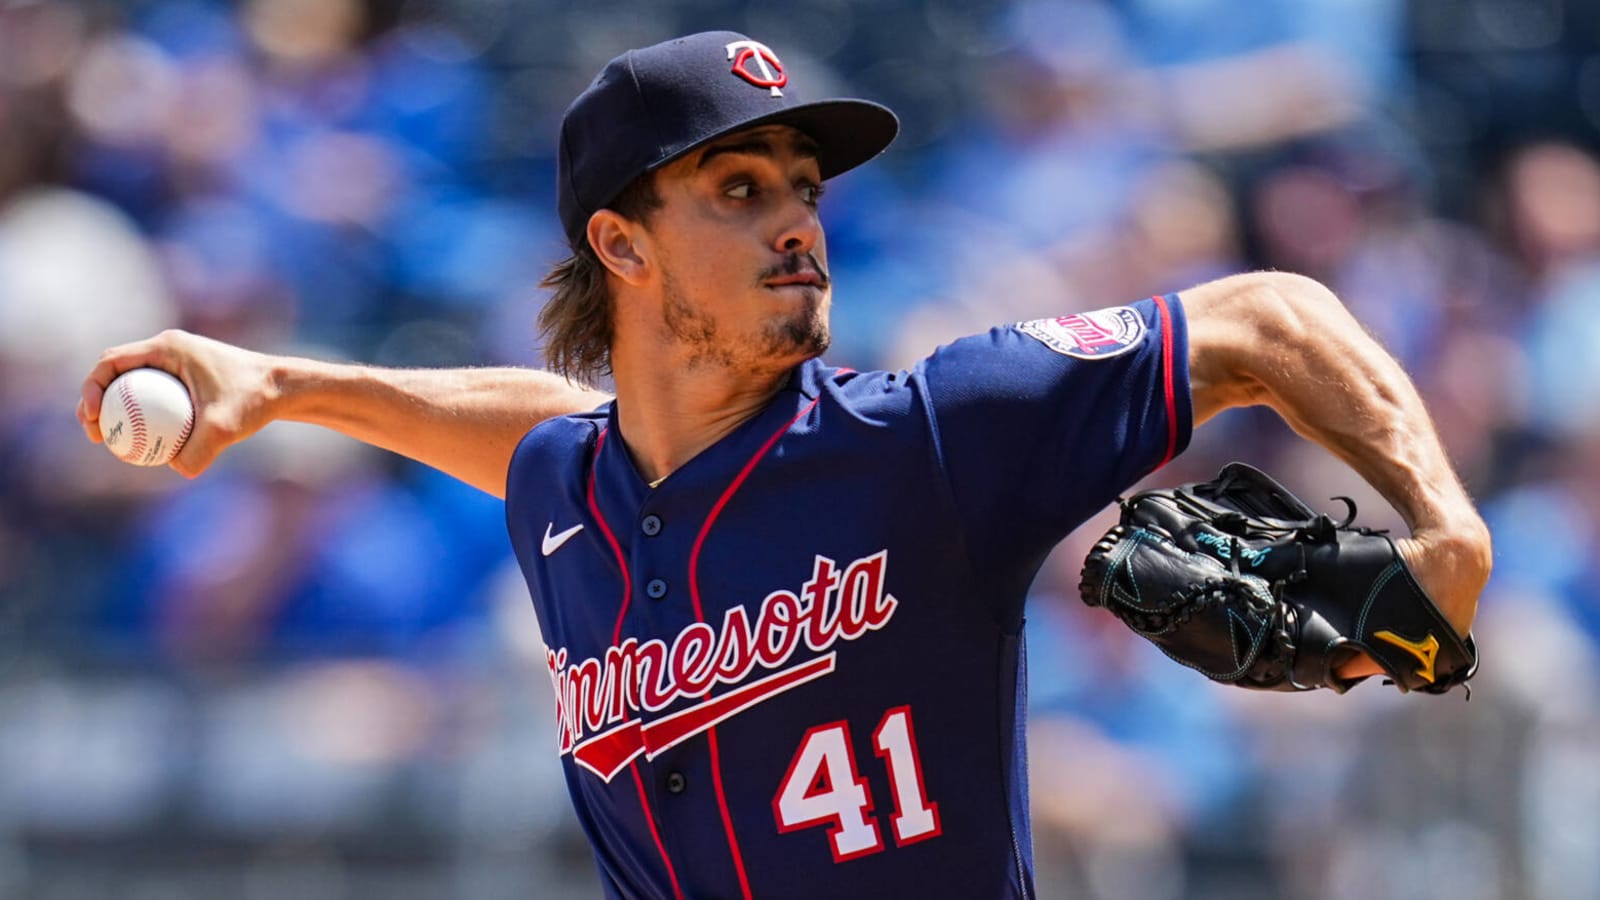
101, 368, 195, 467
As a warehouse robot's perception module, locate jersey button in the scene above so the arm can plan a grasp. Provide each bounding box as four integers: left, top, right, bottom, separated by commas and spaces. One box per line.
666, 771, 687, 794
641, 515, 662, 536
646, 578, 668, 600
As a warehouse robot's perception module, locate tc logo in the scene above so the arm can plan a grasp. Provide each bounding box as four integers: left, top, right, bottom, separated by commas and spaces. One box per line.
726, 40, 786, 97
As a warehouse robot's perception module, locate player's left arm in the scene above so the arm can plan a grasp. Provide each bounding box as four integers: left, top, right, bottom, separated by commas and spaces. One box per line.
1181, 271, 1492, 648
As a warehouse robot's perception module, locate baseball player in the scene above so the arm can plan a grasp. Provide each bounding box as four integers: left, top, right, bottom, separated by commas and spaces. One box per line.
80, 31, 1491, 900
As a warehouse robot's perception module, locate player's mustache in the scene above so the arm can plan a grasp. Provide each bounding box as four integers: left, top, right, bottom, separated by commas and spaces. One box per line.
759, 252, 830, 287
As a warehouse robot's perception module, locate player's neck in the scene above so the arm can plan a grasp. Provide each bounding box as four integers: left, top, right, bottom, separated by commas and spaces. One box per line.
610, 360, 790, 485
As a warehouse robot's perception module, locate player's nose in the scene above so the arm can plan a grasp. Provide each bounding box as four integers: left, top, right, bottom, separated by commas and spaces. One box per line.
772, 195, 822, 257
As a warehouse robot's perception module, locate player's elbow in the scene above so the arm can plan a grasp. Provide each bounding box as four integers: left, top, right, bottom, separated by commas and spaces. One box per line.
1187, 269, 1343, 336
1234, 271, 1347, 339
1184, 271, 1343, 418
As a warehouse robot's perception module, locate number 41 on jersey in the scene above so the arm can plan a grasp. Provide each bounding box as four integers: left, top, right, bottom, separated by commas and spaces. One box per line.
773, 705, 943, 862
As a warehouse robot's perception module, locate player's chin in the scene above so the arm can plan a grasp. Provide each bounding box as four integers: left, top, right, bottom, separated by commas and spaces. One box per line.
765, 307, 831, 361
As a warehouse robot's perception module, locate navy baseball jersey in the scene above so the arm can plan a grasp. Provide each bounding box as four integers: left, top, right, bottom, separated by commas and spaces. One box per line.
506, 295, 1191, 899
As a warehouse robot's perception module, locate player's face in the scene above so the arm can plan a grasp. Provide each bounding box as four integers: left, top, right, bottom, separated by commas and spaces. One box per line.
644, 125, 831, 374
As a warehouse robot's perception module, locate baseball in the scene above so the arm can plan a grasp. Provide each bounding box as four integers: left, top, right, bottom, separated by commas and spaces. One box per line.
100, 368, 195, 467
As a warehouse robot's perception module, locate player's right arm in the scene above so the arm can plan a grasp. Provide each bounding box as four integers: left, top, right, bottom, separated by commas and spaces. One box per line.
77, 329, 609, 498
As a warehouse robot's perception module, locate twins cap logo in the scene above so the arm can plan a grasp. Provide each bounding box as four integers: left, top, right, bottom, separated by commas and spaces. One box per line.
1018, 305, 1147, 360
726, 39, 787, 97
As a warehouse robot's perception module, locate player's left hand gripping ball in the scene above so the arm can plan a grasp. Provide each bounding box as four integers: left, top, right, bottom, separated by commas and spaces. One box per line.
100, 368, 196, 467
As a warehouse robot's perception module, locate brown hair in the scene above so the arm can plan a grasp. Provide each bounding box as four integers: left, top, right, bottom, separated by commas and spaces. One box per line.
538, 174, 663, 385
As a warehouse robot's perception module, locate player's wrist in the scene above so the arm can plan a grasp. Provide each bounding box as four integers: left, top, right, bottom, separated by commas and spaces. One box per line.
1386, 471, 1484, 534
265, 354, 335, 425
1407, 509, 1492, 577
1396, 525, 1491, 639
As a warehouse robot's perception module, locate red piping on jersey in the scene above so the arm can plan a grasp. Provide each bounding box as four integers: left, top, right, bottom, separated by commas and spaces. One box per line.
590, 428, 634, 646
1152, 295, 1179, 468
590, 427, 682, 899
689, 395, 822, 900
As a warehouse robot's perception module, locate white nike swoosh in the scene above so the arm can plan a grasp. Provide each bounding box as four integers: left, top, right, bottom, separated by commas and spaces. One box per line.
542, 522, 584, 557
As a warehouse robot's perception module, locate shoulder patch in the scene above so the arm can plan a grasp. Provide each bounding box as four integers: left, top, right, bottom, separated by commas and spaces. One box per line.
1018, 306, 1147, 359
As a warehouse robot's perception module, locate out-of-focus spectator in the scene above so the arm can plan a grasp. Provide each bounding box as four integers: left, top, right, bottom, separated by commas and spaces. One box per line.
1505, 142, 1600, 441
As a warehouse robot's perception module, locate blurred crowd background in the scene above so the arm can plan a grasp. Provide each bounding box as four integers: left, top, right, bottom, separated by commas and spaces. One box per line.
0, 0, 1595, 897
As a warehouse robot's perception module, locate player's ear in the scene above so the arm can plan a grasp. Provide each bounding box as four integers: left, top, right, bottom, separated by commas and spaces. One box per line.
588, 210, 649, 285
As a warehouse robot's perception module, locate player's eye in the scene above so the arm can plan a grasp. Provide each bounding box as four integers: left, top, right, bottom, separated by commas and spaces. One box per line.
799, 182, 825, 207
725, 182, 755, 200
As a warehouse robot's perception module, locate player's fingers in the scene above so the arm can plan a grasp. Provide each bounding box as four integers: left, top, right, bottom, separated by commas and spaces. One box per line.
79, 332, 188, 426
169, 423, 215, 479
169, 439, 214, 480
80, 376, 106, 429
76, 397, 105, 443
81, 351, 150, 426
168, 408, 238, 480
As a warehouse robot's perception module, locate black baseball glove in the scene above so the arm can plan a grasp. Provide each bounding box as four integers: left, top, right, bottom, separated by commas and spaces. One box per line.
1078, 462, 1477, 694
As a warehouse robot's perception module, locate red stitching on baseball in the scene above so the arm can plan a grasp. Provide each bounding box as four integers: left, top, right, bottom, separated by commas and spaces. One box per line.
175, 408, 194, 454
119, 381, 149, 459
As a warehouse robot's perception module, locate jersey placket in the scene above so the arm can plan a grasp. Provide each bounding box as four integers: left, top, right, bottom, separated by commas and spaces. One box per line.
589, 381, 821, 900
589, 422, 754, 899
620, 473, 704, 839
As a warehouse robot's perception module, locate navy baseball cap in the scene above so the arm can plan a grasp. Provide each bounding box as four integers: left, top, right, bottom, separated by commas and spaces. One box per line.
557, 31, 899, 246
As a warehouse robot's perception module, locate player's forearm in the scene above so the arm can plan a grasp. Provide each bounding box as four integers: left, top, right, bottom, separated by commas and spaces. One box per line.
274, 358, 608, 498
1189, 274, 1462, 526
1185, 273, 1491, 633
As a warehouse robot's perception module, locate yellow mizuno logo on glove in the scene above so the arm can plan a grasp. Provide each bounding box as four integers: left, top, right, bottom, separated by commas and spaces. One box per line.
1374, 630, 1440, 684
